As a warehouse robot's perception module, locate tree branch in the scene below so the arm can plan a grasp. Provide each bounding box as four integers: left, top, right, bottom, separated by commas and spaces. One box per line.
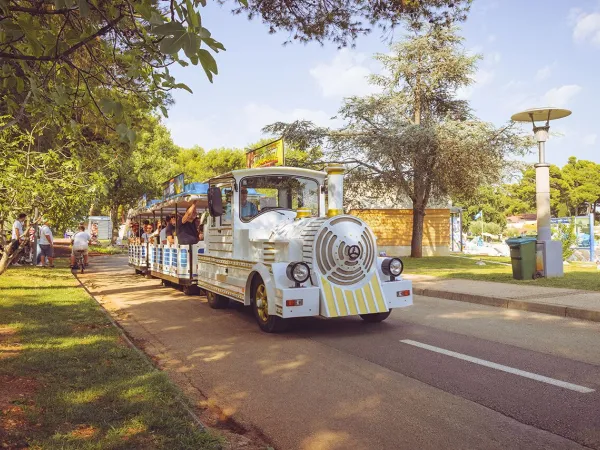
0, 15, 123, 62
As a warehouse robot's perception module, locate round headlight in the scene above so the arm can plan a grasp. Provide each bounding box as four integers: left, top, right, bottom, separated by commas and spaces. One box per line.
382, 257, 404, 277
286, 262, 311, 284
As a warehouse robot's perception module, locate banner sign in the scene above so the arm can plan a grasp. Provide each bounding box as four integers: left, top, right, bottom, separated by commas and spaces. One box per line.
163, 173, 184, 199
246, 138, 285, 168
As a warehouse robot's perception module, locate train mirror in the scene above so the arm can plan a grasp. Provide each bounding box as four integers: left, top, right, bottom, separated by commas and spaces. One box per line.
208, 186, 223, 217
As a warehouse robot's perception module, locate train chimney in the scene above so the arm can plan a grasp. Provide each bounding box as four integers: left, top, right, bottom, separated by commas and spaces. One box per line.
326, 164, 345, 217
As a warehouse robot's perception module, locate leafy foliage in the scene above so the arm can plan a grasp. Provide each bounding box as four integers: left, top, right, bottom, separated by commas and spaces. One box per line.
557, 218, 577, 260
228, 0, 471, 46
265, 25, 531, 257
455, 158, 600, 232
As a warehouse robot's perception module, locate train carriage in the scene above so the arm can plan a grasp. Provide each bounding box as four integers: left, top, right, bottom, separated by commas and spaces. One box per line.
127, 164, 412, 332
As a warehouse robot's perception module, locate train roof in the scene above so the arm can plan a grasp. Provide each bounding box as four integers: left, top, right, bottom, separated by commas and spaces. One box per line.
208, 166, 327, 184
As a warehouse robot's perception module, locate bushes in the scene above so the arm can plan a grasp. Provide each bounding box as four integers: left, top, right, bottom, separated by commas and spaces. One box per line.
556, 219, 577, 260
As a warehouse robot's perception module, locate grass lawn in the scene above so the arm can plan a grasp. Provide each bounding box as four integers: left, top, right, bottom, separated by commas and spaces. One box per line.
404, 255, 600, 291
89, 244, 127, 255
0, 262, 222, 449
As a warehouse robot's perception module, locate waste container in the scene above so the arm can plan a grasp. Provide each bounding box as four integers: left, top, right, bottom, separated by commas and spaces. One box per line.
505, 237, 537, 280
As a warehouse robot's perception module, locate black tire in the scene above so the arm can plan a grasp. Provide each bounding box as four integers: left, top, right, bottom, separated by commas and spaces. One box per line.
182, 285, 200, 296
251, 277, 287, 333
360, 310, 392, 323
206, 290, 229, 309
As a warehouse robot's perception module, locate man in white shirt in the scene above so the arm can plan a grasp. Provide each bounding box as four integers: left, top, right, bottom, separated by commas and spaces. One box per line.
10, 213, 27, 266
38, 218, 54, 268
70, 225, 91, 268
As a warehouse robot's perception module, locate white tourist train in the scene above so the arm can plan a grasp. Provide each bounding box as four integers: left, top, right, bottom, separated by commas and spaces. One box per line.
128, 164, 413, 332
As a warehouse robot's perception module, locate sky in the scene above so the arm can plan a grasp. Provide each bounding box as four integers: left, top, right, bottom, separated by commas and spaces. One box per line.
164, 0, 600, 167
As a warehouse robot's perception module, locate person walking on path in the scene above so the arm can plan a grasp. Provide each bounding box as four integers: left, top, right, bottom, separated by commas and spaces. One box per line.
10, 213, 27, 266
38, 219, 54, 268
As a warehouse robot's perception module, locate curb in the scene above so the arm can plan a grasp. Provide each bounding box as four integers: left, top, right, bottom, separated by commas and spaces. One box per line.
413, 287, 600, 323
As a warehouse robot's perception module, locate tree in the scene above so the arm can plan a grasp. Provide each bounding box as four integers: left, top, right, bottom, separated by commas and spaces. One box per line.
454, 185, 509, 231
1, 0, 471, 136
508, 164, 571, 218
227, 0, 471, 46
95, 119, 179, 243
562, 157, 600, 217
265, 26, 531, 257
170, 146, 245, 182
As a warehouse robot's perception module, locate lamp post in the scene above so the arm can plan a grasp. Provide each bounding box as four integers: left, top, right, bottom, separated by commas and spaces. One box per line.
511, 107, 571, 277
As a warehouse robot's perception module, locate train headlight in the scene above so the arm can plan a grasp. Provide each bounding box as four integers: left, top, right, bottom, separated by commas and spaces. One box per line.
286, 262, 310, 286
382, 257, 404, 281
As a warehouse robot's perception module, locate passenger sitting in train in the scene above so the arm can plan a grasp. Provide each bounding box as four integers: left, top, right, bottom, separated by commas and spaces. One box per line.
165, 215, 177, 245
159, 217, 169, 244
141, 223, 154, 244
128, 222, 140, 244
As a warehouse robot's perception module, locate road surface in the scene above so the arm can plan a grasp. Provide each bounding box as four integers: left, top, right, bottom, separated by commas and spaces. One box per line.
80, 256, 600, 450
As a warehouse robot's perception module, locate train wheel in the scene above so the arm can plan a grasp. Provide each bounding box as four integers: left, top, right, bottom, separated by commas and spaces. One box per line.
360, 310, 392, 323
252, 278, 287, 333
206, 291, 229, 309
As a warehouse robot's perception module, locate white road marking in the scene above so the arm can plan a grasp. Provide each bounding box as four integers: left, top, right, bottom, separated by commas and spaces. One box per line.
400, 339, 595, 394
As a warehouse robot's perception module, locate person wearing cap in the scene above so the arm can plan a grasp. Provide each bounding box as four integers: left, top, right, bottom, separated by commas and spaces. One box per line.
38, 218, 54, 268
240, 188, 258, 219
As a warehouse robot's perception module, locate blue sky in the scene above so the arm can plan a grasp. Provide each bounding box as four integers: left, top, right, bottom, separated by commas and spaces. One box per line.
164, 0, 600, 166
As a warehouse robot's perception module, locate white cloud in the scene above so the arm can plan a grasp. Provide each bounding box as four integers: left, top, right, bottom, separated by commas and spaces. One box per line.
542, 85, 582, 107
457, 69, 495, 100
535, 64, 554, 82
503, 80, 526, 91
571, 10, 600, 46
582, 133, 597, 146
487, 52, 501, 64
310, 49, 379, 98
165, 117, 229, 149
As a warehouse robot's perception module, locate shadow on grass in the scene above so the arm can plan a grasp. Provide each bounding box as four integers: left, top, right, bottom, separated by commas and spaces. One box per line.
0, 274, 222, 449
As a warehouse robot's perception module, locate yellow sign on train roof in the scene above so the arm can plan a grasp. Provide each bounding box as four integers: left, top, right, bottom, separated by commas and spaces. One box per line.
246, 138, 285, 168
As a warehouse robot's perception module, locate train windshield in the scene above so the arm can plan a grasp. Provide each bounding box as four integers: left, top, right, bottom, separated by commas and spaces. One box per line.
239, 175, 319, 221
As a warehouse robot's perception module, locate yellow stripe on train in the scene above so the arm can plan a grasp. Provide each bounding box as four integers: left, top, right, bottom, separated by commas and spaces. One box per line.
320, 273, 387, 317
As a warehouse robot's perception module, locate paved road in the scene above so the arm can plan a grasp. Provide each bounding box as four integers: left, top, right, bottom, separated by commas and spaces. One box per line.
80, 256, 600, 450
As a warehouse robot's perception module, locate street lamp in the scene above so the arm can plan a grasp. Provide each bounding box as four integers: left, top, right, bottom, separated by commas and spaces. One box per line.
511, 107, 571, 277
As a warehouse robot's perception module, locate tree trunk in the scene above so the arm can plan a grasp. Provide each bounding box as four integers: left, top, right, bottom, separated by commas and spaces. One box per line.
411, 203, 425, 258
0, 250, 10, 276
0, 241, 26, 276
109, 204, 120, 245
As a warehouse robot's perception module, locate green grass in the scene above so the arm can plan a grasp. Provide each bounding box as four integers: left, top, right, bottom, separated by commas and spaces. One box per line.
89, 245, 127, 255
404, 256, 600, 291
0, 263, 222, 449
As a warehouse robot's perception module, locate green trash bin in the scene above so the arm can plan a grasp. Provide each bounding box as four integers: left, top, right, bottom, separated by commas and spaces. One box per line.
505, 237, 537, 280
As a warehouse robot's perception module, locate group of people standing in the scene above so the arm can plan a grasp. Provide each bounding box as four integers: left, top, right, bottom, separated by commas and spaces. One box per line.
8, 214, 92, 269
9, 214, 55, 267
128, 202, 204, 247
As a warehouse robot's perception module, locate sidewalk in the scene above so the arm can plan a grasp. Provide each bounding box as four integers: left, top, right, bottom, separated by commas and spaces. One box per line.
405, 274, 600, 322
